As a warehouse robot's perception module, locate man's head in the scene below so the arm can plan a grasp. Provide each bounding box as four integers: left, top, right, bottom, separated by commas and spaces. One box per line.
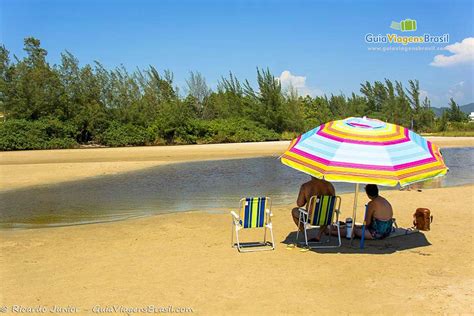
365, 184, 379, 199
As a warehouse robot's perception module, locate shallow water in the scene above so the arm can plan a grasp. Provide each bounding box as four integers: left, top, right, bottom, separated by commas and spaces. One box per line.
0, 147, 473, 229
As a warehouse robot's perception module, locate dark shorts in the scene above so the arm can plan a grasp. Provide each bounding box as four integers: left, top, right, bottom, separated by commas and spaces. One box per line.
368, 219, 393, 239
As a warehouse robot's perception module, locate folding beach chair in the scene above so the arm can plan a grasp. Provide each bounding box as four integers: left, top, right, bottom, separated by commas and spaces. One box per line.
231, 197, 275, 252
296, 195, 342, 248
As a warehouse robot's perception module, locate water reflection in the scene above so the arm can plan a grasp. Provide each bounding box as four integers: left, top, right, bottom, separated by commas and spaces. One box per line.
0, 147, 472, 228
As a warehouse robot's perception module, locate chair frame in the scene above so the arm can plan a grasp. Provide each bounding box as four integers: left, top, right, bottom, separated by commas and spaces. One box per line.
231, 197, 275, 253
296, 195, 342, 249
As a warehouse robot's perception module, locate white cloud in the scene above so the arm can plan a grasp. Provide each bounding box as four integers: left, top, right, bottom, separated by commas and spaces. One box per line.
422, 80, 472, 107
430, 37, 474, 67
447, 81, 466, 101
419, 89, 429, 100
278, 70, 323, 97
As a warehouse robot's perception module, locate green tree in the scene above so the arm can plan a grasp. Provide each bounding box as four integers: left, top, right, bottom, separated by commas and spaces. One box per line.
406, 79, 421, 130
301, 95, 333, 130
244, 68, 289, 132
0, 45, 12, 119
446, 98, 468, 122
360, 81, 375, 113
0, 37, 452, 150
151, 100, 195, 144
415, 97, 435, 132
328, 94, 349, 119
185, 71, 211, 117
346, 93, 367, 117
381, 80, 411, 126
6, 37, 63, 120
215, 71, 245, 118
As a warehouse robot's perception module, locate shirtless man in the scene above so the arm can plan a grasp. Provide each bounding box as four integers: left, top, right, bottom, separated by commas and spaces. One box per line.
338, 184, 394, 239
360, 184, 393, 239
291, 176, 335, 241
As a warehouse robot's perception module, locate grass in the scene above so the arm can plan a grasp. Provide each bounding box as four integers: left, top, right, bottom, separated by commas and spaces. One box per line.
421, 131, 474, 137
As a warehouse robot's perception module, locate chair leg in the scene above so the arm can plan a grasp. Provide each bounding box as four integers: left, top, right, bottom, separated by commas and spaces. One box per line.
337, 223, 341, 247
264, 226, 267, 244
231, 222, 234, 247
236, 225, 275, 252
235, 227, 241, 252
269, 226, 275, 249
296, 211, 303, 243
303, 224, 309, 247
325, 224, 332, 243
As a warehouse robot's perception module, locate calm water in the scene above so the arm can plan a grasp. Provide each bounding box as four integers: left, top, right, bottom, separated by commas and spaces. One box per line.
1, 147, 473, 229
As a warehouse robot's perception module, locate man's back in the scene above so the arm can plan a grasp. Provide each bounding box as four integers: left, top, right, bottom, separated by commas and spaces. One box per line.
369, 196, 393, 221
297, 178, 335, 208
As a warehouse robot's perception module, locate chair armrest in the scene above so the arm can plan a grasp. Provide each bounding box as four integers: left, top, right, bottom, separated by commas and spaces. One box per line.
230, 211, 240, 220
297, 207, 308, 215
265, 209, 274, 216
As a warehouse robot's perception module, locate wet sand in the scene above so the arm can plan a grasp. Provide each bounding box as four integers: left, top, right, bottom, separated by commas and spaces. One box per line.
1, 137, 473, 192
0, 185, 473, 314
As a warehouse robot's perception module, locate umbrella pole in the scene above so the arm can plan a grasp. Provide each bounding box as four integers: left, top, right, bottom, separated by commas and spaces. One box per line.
350, 183, 360, 244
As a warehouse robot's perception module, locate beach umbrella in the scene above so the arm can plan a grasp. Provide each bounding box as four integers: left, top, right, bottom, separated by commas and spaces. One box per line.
280, 116, 448, 226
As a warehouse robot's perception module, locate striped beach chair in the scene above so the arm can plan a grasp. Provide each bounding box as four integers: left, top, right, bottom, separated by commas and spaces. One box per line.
296, 195, 342, 248
231, 197, 275, 252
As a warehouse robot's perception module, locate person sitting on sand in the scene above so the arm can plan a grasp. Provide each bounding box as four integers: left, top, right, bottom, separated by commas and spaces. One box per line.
338, 184, 393, 239
291, 176, 335, 241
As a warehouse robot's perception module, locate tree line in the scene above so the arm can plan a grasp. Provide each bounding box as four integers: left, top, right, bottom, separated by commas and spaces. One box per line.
0, 37, 470, 150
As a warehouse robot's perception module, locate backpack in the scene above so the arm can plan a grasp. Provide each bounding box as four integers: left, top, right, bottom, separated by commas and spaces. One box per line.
413, 208, 433, 231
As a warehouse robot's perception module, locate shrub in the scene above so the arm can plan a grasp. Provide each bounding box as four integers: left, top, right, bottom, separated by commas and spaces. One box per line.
281, 131, 299, 140
46, 138, 79, 149
0, 119, 78, 151
446, 121, 474, 132
97, 122, 153, 147
196, 118, 280, 143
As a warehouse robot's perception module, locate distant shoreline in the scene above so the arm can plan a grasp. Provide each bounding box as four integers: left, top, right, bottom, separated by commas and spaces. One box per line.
1, 137, 473, 192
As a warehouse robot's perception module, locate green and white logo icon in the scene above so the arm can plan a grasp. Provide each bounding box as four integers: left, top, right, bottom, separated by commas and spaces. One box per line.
390, 19, 417, 32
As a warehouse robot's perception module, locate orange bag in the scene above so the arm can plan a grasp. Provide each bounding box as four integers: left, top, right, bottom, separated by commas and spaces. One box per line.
413, 208, 433, 231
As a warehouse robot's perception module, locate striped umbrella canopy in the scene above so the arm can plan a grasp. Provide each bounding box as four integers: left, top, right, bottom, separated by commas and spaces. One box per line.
280, 117, 448, 228
281, 117, 447, 187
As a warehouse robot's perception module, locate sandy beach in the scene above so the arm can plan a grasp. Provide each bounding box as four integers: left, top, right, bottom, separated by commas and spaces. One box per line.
0, 186, 473, 314
0, 138, 473, 314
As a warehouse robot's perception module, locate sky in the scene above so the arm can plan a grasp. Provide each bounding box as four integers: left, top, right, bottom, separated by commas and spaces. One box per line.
1, 0, 473, 107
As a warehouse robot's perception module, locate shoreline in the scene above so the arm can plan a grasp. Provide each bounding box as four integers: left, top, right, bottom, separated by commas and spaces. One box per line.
1, 137, 473, 192
0, 141, 288, 191
1, 137, 473, 164
2, 182, 472, 231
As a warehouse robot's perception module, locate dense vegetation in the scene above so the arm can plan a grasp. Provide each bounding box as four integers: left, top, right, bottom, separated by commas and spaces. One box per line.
0, 38, 471, 150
